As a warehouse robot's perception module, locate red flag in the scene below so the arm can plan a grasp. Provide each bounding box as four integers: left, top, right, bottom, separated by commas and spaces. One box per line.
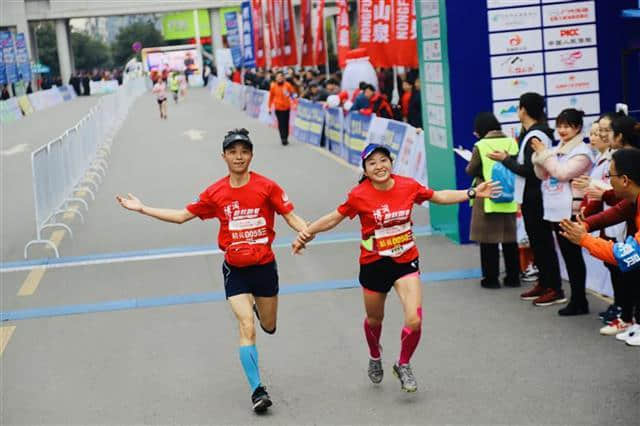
391, 0, 417, 67
314, 0, 326, 67
266, 0, 282, 67
336, 0, 350, 69
281, 0, 298, 65
300, 0, 314, 66
252, 0, 266, 68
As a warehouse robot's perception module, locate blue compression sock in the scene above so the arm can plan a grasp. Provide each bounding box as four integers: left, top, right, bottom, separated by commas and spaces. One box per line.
239, 345, 261, 392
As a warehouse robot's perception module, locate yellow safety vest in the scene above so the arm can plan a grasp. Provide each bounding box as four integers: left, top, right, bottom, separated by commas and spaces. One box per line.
475, 137, 519, 213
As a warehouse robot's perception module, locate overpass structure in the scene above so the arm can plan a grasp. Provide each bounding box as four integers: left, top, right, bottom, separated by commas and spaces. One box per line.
0, 0, 342, 85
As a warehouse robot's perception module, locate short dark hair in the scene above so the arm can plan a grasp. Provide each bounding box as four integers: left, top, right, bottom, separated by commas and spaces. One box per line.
326, 78, 339, 86
474, 112, 501, 139
612, 115, 640, 149
612, 149, 640, 185
364, 84, 376, 92
555, 108, 585, 130
519, 92, 546, 122
359, 81, 368, 90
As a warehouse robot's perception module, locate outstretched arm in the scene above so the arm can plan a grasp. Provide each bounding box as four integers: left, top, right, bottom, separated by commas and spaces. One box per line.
116, 193, 195, 224
429, 181, 501, 205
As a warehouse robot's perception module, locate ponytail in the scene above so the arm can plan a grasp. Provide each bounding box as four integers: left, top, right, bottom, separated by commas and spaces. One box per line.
612, 115, 640, 149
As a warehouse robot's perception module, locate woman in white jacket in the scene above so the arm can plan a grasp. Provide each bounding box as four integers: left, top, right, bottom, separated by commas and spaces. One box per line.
531, 108, 594, 316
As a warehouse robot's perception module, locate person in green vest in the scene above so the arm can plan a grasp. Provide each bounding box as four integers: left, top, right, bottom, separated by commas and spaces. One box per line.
169, 72, 180, 104
466, 112, 521, 289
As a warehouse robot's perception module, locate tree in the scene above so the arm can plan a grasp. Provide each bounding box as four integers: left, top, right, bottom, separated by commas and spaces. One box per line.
71, 32, 112, 71
111, 21, 165, 67
34, 22, 60, 77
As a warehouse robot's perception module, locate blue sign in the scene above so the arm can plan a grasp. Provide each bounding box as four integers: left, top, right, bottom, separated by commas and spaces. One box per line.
31, 63, 50, 74
224, 11, 243, 68
14, 33, 31, 82
384, 120, 407, 158
241, 1, 256, 68
325, 107, 344, 157
345, 112, 372, 166
0, 31, 18, 84
293, 99, 311, 143
307, 102, 325, 146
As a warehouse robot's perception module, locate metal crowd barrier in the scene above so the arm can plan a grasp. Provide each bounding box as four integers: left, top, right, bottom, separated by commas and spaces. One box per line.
24, 77, 148, 258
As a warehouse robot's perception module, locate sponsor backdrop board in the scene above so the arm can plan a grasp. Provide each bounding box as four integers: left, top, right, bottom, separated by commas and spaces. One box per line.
415, 0, 636, 244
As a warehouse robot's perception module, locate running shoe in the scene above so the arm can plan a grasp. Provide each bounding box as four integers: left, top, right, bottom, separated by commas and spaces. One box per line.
520, 265, 539, 282
599, 304, 622, 324
616, 323, 640, 342
368, 358, 384, 384
625, 331, 640, 346
520, 283, 545, 301
392, 363, 418, 393
600, 318, 632, 336
533, 288, 567, 306
251, 385, 272, 413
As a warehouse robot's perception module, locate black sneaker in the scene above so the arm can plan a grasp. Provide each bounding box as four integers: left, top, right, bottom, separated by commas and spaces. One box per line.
251, 385, 272, 413
281, 139, 289, 146
558, 301, 589, 316
599, 304, 621, 323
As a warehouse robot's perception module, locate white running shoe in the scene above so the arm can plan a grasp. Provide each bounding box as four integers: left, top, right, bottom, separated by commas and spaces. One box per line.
600, 318, 632, 336
615, 323, 640, 342
626, 332, 640, 346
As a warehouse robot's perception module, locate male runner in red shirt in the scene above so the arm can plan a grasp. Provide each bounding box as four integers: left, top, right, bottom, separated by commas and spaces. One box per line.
117, 128, 309, 412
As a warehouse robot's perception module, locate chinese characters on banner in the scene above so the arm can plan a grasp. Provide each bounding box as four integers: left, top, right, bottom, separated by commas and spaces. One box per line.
251, 0, 266, 67
487, 0, 600, 137
15, 33, 31, 81
314, 0, 326, 67
281, 0, 298, 65
266, 0, 283, 67
358, 0, 417, 67
300, 0, 315, 66
336, 0, 350, 68
241, 1, 256, 68
224, 11, 243, 68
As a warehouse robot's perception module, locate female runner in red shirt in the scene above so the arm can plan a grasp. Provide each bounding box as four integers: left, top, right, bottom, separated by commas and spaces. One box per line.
292, 143, 499, 392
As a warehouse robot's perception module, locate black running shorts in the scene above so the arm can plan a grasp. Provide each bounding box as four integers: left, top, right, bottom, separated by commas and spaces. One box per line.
222, 261, 279, 299
359, 257, 420, 293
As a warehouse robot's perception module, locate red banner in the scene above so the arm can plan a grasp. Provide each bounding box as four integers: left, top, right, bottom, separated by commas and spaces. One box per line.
392, 0, 417, 66
281, 0, 298, 65
314, 0, 326, 67
358, 0, 416, 68
300, 0, 314, 66
252, 0, 266, 68
336, 0, 350, 69
267, 0, 282, 67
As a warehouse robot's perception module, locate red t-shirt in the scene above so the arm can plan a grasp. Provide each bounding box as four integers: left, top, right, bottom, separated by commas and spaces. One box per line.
337, 175, 434, 265
186, 172, 294, 264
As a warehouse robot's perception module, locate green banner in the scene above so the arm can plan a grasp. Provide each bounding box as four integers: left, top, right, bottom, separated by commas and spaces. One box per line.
415, 0, 459, 242
163, 9, 211, 40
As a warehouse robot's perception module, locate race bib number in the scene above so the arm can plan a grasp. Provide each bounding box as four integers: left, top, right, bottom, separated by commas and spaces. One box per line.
229, 217, 269, 244
374, 223, 415, 257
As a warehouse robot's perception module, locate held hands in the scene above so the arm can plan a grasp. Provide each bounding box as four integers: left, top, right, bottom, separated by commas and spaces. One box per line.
487, 150, 508, 161
475, 180, 503, 199
116, 193, 144, 213
559, 218, 588, 245
292, 229, 314, 255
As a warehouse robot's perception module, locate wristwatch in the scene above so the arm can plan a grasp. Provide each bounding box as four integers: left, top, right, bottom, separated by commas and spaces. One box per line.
467, 188, 477, 199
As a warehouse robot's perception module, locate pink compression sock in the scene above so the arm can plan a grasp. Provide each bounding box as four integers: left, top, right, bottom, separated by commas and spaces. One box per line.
398, 307, 422, 365
364, 318, 382, 359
